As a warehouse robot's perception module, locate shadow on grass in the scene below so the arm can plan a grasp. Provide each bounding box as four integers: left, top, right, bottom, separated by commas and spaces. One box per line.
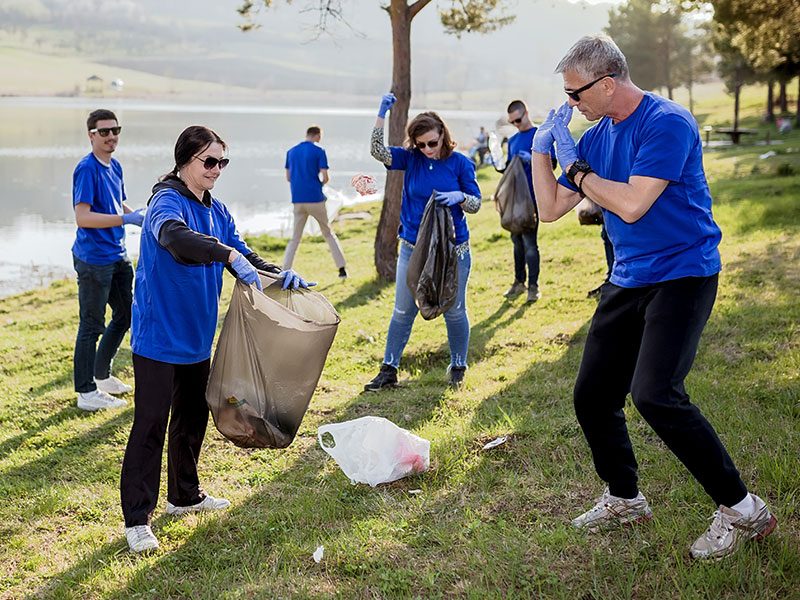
333, 276, 393, 312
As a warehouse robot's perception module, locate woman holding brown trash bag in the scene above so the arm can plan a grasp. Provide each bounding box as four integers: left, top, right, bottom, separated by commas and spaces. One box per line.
120, 125, 314, 553
365, 93, 481, 391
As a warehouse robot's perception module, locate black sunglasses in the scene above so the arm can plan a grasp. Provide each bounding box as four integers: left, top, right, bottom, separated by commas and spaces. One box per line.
509, 113, 526, 125
89, 126, 122, 137
415, 138, 441, 150
565, 73, 617, 101
194, 155, 230, 170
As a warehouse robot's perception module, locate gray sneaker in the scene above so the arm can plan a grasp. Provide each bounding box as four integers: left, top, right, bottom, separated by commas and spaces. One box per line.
572, 487, 653, 532
166, 494, 231, 516
690, 494, 777, 560
125, 525, 159, 553
503, 281, 526, 299
526, 286, 541, 304
77, 389, 127, 411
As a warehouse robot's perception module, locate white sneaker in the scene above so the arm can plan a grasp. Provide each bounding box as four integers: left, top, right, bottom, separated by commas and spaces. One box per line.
125, 525, 159, 553
690, 494, 777, 560
77, 389, 127, 411
165, 494, 231, 516
95, 375, 132, 395
572, 487, 653, 532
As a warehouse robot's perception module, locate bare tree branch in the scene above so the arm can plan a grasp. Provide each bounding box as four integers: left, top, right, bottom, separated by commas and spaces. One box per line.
409, 0, 434, 21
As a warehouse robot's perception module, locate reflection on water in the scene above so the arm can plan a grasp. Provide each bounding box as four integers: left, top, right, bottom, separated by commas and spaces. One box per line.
0, 97, 499, 298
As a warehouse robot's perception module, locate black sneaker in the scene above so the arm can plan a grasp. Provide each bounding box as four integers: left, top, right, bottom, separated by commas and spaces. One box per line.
449, 366, 466, 389
364, 364, 398, 392
338, 267, 348, 279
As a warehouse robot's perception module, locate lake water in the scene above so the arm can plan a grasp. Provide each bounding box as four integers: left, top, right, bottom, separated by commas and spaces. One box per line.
0, 97, 499, 297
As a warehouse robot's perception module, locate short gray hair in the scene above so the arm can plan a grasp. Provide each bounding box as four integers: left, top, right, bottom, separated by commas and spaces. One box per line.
555, 34, 629, 80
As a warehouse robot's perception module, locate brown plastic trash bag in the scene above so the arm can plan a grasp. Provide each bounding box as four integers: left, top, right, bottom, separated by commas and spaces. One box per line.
406, 195, 458, 321
575, 196, 604, 225
494, 155, 537, 233
206, 273, 340, 449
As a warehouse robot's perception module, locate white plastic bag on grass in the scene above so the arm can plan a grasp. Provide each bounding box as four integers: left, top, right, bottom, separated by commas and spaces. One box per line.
317, 416, 430, 487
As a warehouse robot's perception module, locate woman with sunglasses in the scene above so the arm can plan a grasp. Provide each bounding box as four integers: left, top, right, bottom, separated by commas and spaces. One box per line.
365, 93, 481, 391
121, 125, 313, 553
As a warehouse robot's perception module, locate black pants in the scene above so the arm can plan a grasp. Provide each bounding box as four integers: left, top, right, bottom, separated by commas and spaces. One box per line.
73, 255, 133, 392
511, 228, 540, 288
120, 354, 210, 527
573, 274, 747, 507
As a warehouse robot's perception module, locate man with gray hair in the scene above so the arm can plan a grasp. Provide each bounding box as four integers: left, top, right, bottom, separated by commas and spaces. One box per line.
531, 34, 776, 560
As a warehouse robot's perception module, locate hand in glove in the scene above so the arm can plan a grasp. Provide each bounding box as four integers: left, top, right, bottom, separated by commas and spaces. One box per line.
121, 208, 145, 227
552, 117, 578, 171
231, 253, 263, 291
516, 150, 532, 163
279, 269, 316, 290
434, 190, 464, 207
377, 93, 397, 118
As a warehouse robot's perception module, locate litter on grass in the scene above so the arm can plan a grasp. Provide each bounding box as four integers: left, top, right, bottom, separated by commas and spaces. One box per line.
482, 436, 508, 451
313, 545, 324, 563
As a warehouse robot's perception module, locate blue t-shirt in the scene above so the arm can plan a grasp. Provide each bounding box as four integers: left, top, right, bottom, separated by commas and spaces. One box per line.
387, 147, 480, 245
507, 127, 555, 202
285, 141, 329, 203
71, 153, 127, 265
558, 93, 722, 288
131, 189, 252, 364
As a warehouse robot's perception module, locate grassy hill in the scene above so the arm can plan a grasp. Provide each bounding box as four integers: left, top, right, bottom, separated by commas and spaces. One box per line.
0, 88, 798, 598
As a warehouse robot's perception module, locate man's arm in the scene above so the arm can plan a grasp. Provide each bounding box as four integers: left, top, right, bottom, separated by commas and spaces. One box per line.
532, 153, 582, 222
74, 202, 124, 228
285, 169, 291, 182
319, 168, 329, 185
575, 173, 668, 223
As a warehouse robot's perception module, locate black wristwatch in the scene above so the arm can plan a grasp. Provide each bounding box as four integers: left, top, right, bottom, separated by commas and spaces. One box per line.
566, 160, 594, 192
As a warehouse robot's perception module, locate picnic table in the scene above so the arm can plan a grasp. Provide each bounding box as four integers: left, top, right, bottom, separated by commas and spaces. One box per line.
714, 128, 758, 144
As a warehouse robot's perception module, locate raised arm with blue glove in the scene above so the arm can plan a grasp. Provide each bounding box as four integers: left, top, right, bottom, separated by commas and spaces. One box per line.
377, 93, 397, 119
434, 190, 464, 207
122, 208, 145, 227
230, 252, 263, 291
279, 269, 316, 290
552, 117, 579, 172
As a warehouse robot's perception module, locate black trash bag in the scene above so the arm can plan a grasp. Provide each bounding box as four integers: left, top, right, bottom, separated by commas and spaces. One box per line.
493, 155, 537, 233
406, 194, 458, 321
575, 196, 604, 225
206, 272, 340, 449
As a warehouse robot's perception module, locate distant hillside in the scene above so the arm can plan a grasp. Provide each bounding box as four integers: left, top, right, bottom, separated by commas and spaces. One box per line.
0, 0, 615, 109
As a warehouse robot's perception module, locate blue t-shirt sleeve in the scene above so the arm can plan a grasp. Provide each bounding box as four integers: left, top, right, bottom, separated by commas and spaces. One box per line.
220, 204, 251, 256
72, 163, 95, 207
458, 156, 481, 198
116, 162, 127, 202
388, 146, 412, 171
319, 148, 329, 170
148, 192, 188, 241
630, 114, 694, 182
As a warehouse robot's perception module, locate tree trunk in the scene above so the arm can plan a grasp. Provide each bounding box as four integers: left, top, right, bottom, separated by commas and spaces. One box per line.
796, 76, 800, 127
778, 80, 788, 113
765, 79, 775, 122
374, 0, 413, 281
733, 82, 741, 137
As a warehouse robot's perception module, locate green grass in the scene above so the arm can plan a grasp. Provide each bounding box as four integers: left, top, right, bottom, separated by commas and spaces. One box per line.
1, 89, 798, 599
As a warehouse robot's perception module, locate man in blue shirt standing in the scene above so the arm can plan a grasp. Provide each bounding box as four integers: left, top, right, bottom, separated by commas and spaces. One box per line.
72, 109, 145, 411
532, 35, 776, 560
496, 100, 553, 304
283, 126, 347, 278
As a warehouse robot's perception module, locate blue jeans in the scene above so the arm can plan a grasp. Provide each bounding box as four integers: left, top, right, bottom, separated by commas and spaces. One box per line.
511, 229, 540, 287
73, 255, 134, 393
383, 243, 471, 369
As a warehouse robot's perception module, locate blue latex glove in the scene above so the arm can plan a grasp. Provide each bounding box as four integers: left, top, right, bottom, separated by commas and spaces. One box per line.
231, 254, 263, 291
279, 269, 316, 291
121, 208, 145, 227
532, 102, 573, 154
552, 117, 579, 171
517, 150, 532, 163
377, 93, 397, 118
434, 190, 464, 207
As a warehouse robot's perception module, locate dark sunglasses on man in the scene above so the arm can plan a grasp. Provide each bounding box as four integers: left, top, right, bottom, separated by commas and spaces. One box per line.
566, 73, 617, 102
415, 138, 441, 150
509, 113, 526, 126
194, 155, 230, 170
89, 126, 122, 137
